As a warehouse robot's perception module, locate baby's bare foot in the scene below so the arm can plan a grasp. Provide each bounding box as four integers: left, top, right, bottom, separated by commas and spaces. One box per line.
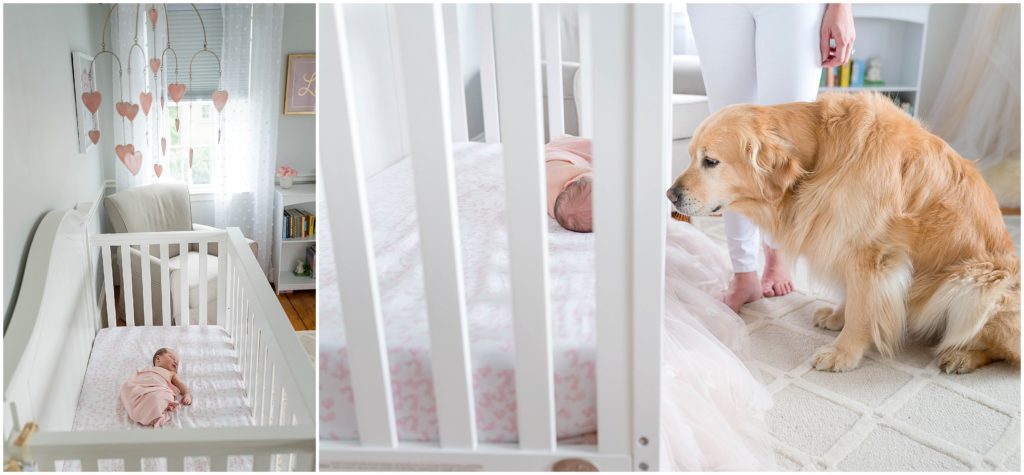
724, 271, 763, 313
761, 245, 794, 297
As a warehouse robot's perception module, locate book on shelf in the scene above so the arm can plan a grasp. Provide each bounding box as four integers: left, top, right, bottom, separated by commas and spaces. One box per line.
839, 61, 851, 87
821, 58, 867, 89
283, 208, 317, 239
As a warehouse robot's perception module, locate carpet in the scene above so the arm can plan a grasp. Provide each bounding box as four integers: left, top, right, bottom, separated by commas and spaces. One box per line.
690, 216, 1021, 471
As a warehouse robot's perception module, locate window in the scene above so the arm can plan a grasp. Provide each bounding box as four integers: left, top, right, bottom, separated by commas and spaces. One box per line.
165, 100, 219, 189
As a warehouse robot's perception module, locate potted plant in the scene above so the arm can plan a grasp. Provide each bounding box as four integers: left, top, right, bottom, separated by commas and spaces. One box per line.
277, 166, 299, 189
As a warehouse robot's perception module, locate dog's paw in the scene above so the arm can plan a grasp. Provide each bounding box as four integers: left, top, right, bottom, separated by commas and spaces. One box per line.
812, 306, 844, 331
812, 344, 862, 372
938, 350, 988, 374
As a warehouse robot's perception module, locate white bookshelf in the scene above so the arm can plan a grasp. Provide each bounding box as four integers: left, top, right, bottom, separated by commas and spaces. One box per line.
820, 4, 930, 117
273, 183, 316, 294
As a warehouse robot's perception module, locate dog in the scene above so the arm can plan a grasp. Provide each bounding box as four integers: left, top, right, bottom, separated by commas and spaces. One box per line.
666, 92, 1020, 373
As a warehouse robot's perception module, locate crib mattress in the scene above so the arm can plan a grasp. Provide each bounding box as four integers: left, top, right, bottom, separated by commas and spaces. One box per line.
67, 325, 253, 470
320, 143, 603, 443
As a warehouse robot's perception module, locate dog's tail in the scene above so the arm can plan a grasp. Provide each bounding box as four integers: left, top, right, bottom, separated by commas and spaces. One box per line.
913, 256, 1019, 353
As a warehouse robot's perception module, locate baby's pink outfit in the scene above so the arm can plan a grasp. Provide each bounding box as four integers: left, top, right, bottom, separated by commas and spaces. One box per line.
545, 135, 593, 167
120, 369, 180, 428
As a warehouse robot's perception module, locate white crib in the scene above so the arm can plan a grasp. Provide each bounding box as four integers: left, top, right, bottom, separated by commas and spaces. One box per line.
322, 3, 672, 471
3, 204, 315, 471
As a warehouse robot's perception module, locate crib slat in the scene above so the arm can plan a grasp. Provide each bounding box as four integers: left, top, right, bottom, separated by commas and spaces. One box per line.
217, 243, 227, 327
101, 245, 116, 328
199, 240, 209, 326
120, 244, 135, 326
160, 243, 171, 326
140, 245, 154, 326
476, 3, 501, 142
249, 327, 260, 407
254, 453, 272, 471
294, 452, 314, 471
259, 347, 272, 424
81, 457, 98, 471
541, 4, 565, 139
124, 456, 142, 471
179, 242, 190, 326
393, 3, 478, 449
590, 4, 632, 455
167, 456, 184, 472
325, 3, 398, 447
491, 3, 557, 451
211, 455, 228, 472
442, 4, 469, 142
630, 5, 671, 471
578, 5, 593, 137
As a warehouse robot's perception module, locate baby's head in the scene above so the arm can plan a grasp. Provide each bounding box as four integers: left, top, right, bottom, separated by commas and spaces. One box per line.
153, 348, 180, 372
554, 174, 593, 233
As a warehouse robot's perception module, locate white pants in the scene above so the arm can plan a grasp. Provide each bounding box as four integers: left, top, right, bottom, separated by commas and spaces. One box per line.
688, 3, 825, 273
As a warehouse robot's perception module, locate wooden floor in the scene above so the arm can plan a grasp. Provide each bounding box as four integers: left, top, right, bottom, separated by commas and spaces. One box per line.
278, 290, 316, 331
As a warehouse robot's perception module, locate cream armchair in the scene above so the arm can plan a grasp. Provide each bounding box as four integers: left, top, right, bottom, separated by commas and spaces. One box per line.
104, 183, 257, 326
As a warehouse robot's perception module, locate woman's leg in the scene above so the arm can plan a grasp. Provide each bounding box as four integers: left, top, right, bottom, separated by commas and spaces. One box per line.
748, 4, 827, 298
688, 5, 764, 312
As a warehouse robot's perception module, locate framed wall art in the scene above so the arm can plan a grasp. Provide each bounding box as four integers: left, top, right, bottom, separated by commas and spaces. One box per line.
284, 53, 315, 115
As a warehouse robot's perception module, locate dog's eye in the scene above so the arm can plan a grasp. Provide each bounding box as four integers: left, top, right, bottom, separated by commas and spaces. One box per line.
702, 157, 720, 168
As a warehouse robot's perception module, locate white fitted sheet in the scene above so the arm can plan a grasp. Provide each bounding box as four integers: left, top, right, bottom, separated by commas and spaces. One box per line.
66, 325, 253, 471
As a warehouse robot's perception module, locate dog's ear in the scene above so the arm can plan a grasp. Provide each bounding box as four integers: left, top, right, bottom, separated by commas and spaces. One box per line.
742, 128, 804, 203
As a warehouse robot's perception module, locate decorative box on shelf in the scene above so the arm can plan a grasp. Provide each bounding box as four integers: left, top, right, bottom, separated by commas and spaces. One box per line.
273, 183, 316, 294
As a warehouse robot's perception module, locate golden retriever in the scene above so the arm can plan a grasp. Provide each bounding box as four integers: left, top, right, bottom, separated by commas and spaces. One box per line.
666, 92, 1020, 373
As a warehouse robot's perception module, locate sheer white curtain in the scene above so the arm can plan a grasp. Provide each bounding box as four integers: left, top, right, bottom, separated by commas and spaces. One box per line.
214, 4, 284, 274
110, 4, 165, 190
926, 4, 1020, 174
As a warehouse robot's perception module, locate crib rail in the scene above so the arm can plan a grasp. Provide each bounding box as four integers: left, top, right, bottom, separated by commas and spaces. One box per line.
327, 3, 671, 471
29, 426, 313, 471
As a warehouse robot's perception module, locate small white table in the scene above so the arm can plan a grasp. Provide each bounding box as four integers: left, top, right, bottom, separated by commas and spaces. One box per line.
273, 184, 316, 294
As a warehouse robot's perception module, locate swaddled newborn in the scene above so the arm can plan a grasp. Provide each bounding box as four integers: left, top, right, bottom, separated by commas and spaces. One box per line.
546, 135, 594, 233
119, 348, 192, 427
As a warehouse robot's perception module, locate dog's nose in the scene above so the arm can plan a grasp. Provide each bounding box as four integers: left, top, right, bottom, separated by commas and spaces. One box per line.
666, 187, 683, 206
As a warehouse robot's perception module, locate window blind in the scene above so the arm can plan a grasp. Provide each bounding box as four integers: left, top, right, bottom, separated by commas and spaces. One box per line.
166, 4, 224, 99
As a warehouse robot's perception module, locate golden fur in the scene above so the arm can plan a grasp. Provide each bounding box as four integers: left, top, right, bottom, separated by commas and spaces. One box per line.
667, 92, 1020, 373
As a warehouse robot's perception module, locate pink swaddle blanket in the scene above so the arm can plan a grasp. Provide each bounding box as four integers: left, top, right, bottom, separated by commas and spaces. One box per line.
119, 369, 180, 427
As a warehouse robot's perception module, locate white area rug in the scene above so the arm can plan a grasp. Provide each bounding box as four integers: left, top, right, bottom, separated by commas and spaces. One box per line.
691, 216, 1022, 471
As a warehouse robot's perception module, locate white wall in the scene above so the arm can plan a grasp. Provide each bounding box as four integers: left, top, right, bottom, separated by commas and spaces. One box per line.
917, 3, 968, 122
276, 3, 316, 176
338, 4, 409, 177
3, 4, 109, 329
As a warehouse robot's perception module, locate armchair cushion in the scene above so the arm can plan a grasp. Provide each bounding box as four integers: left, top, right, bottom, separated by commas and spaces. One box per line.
105, 182, 194, 234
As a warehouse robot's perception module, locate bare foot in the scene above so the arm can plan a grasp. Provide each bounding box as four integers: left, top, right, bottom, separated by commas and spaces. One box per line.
724, 271, 763, 313
761, 245, 794, 297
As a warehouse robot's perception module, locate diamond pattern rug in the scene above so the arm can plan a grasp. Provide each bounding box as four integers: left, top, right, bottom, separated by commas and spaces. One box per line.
690, 216, 1021, 471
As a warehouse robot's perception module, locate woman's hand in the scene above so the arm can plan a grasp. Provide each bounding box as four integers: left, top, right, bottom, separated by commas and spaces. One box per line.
821, 4, 856, 67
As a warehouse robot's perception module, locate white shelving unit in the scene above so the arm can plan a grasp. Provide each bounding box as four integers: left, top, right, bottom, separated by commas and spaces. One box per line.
820, 4, 930, 117
273, 183, 316, 294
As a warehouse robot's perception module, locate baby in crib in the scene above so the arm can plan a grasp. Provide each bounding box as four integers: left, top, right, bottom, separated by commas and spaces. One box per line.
546, 135, 594, 233
119, 348, 192, 428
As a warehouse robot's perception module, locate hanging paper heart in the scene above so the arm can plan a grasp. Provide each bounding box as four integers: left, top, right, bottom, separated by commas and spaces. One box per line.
124, 103, 140, 122
119, 151, 143, 176
148, 6, 158, 26
114, 144, 133, 161
140, 92, 153, 116
88, 129, 100, 145
212, 90, 229, 112
189, 148, 194, 168
149, 58, 161, 75
168, 83, 187, 103
154, 163, 163, 178
175, 118, 180, 132
81, 91, 102, 114
115, 101, 132, 119
161, 137, 167, 156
